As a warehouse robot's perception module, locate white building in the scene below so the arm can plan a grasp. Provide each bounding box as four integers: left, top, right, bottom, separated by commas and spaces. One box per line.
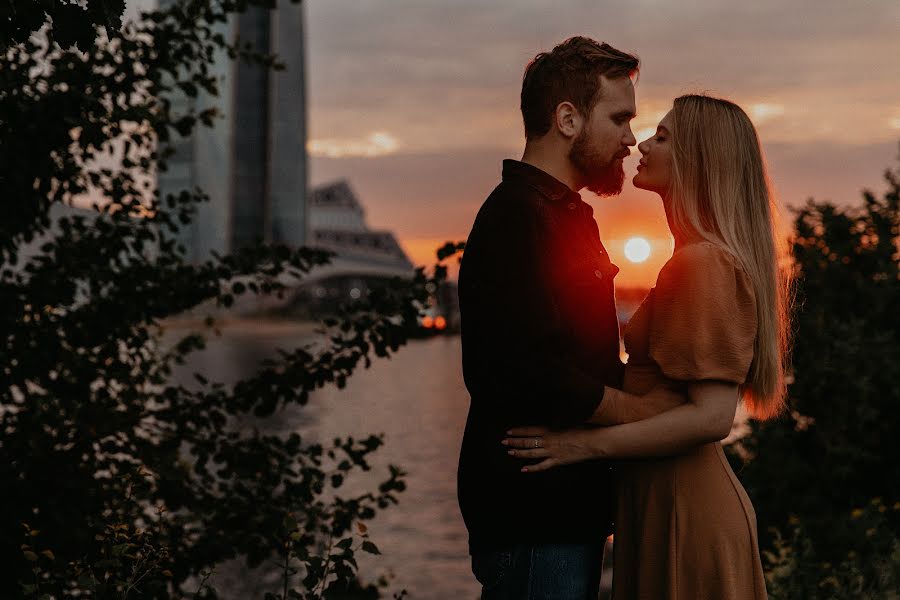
307, 180, 412, 272
307, 180, 367, 232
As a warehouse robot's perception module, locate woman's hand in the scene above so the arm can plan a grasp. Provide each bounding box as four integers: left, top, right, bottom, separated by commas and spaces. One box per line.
502, 426, 602, 473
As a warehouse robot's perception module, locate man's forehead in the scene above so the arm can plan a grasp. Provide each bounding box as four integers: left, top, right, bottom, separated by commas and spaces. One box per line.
598, 75, 636, 112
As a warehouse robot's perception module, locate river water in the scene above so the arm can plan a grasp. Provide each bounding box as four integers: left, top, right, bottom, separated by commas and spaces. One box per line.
172, 322, 480, 598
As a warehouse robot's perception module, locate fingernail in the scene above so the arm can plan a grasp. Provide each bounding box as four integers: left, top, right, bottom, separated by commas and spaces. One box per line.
506, 430, 512, 435
501, 439, 508, 445
521, 467, 529, 473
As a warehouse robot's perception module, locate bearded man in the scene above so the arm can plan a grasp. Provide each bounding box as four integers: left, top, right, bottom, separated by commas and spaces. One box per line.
456, 37, 639, 598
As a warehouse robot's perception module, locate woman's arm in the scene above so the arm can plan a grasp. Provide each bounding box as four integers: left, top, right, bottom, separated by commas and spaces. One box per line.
586, 385, 686, 426
503, 381, 738, 472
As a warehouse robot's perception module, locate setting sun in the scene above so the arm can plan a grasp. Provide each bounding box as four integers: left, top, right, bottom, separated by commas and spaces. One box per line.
624, 237, 652, 263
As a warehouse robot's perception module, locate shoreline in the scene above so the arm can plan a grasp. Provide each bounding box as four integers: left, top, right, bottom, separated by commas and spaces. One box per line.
159, 316, 323, 337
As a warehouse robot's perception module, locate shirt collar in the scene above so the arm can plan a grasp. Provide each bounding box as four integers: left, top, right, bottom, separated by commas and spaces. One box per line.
501, 159, 582, 204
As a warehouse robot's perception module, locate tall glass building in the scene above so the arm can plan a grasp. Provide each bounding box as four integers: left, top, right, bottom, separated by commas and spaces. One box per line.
157, 1, 308, 262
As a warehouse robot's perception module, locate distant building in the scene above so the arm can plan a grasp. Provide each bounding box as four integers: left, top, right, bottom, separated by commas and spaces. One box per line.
157, 0, 308, 262
279, 180, 415, 318
307, 180, 413, 272
305, 181, 458, 332
308, 180, 367, 232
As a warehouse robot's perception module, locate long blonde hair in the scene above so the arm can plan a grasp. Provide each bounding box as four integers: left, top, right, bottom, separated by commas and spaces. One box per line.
668, 94, 793, 419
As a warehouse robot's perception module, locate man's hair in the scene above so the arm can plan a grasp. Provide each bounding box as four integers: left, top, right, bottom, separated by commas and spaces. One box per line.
521, 36, 639, 139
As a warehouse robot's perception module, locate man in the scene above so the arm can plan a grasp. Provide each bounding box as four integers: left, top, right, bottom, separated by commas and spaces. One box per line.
456, 37, 638, 598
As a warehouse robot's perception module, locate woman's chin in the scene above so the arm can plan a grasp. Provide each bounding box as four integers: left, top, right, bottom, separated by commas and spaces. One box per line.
632, 174, 648, 190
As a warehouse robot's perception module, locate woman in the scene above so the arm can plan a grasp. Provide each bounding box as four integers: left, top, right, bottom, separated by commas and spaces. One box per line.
503, 95, 793, 599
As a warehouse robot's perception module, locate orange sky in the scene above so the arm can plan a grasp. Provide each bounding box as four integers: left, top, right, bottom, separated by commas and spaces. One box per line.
309, 138, 895, 288
305, 1, 900, 288
334, 153, 679, 288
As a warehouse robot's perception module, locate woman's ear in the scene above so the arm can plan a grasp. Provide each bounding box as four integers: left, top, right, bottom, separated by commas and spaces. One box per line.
554, 101, 582, 139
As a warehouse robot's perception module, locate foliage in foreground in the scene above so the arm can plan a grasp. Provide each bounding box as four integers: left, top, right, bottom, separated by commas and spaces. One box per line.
763, 499, 900, 600
731, 153, 900, 598
1, 0, 464, 597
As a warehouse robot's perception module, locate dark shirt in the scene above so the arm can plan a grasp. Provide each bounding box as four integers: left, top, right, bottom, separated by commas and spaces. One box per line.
457, 159, 625, 554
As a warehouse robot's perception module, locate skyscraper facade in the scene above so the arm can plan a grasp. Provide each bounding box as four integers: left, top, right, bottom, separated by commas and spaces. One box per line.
157, 1, 308, 262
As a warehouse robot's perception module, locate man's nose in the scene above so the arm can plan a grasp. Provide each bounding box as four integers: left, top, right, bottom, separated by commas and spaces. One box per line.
624, 125, 637, 148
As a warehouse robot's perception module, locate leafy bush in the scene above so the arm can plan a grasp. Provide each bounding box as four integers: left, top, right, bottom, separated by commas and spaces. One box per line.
763, 499, 899, 599
1, 1, 464, 597
731, 151, 900, 597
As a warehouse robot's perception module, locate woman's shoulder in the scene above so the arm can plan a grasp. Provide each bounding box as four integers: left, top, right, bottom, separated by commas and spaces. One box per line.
648, 241, 758, 383
664, 240, 743, 274
655, 240, 754, 303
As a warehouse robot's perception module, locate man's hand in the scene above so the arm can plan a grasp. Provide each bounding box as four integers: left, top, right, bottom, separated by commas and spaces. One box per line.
502, 426, 601, 472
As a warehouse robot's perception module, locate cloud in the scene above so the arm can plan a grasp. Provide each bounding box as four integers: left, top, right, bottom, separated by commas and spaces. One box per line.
308, 132, 401, 158
748, 103, 786, 125
306, 0, 899, 151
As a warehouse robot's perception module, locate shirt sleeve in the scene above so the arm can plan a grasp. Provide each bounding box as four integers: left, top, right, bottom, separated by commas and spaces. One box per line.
648, 242, 757, 384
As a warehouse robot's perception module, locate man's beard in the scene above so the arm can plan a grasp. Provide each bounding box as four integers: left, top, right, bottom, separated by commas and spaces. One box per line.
569, 131, 625, 197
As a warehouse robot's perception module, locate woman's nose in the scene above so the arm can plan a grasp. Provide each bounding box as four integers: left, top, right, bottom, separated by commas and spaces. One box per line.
638, 140, 649, 155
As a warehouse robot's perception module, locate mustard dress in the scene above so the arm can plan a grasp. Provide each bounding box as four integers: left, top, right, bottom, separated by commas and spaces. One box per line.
612, 241, 768, 600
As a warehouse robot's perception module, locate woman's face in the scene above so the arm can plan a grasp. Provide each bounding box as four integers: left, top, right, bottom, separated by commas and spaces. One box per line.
633, 110, 674, 195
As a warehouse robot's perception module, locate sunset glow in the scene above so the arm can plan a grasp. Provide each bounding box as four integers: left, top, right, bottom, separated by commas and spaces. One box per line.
306, 1, 897, 289
624, 237, 652, 263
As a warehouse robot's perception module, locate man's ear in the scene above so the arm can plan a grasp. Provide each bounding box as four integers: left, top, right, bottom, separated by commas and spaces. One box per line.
554, 101, 582, 139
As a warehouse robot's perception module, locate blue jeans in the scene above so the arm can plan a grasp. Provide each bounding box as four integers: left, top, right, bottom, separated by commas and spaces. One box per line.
471, 541, 604, 600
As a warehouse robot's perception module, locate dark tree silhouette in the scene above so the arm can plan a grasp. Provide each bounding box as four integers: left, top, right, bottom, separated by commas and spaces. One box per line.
731, 151, 900, 598
1, 1, 464, 597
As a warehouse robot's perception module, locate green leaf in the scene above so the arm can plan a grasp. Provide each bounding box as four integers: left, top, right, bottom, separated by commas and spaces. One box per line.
361, 541, 380, 555
335, 538, 353, 550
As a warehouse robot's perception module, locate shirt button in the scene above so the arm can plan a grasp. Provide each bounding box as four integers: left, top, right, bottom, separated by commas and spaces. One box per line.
594, 269, 603, 279
567, 202, 576, 210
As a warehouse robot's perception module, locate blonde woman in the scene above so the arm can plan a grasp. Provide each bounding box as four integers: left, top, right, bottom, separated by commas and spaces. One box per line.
503, 95, 792, 599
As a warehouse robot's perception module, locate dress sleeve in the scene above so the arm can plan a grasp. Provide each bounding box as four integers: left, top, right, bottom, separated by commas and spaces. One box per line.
649, 242, 757, 384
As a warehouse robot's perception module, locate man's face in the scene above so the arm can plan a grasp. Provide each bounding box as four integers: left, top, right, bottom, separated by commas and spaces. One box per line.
569, 75, 637, 196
